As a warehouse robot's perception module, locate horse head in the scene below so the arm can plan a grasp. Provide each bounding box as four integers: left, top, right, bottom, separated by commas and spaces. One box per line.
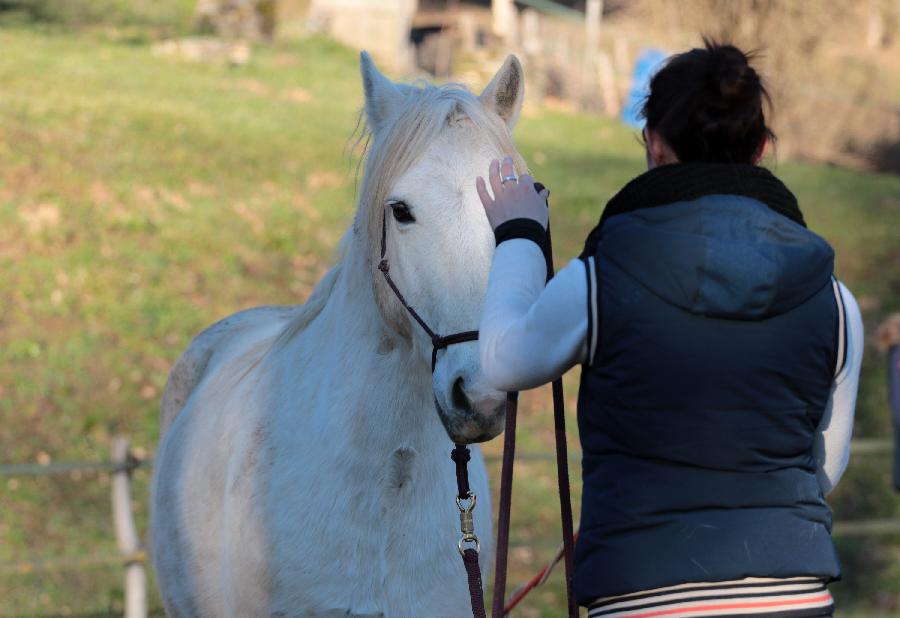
358, 52, 526, 444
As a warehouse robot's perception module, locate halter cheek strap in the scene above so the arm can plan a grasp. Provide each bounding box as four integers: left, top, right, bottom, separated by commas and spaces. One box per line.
375, 189, 577, 618
377, 208, 478, 372
377, 206, 486, 615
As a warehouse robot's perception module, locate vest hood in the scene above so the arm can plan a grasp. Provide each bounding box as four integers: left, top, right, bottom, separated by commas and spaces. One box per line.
600, 197, 835, 319
583, 163, 834, 320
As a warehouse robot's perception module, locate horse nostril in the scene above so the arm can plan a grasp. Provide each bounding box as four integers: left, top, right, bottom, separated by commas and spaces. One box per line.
452, 377, 472, 413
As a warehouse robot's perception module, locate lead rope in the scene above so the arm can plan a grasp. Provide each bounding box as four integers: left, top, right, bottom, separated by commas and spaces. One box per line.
452, 445, 487, 618
545, 221, 578, 618
490, 392, 518, 617
449, 216, 577, 617
491, 219, 576, 618
378, 189, 575, 617
454, 349, 575, 618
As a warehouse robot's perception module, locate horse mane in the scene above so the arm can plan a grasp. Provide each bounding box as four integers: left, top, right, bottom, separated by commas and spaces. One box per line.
273, 78, 525, 348
269, 241, 346, 349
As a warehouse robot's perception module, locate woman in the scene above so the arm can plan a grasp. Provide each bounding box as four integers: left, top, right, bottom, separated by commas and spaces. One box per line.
476, 41, 863, 618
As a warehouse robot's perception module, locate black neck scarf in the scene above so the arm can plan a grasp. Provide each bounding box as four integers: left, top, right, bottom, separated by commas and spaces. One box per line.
580, 163, 805, 259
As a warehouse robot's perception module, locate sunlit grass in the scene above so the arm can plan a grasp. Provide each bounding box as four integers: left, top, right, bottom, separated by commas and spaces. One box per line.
0, 26, 898, 616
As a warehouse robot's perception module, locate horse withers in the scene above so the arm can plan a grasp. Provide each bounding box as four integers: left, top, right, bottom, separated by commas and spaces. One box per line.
150, 52, 528, 617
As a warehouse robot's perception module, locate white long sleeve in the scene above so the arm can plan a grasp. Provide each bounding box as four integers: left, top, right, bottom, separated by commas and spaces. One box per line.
479, 239, 862, 494
813, 282, 864, 495
478, 239, 587, 391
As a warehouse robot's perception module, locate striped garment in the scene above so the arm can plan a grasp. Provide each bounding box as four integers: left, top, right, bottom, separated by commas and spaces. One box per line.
587, 577, 834, 618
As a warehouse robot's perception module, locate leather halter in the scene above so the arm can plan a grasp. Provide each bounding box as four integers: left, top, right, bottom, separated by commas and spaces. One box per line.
376, 196, 577, 618
377, 207, 479, 372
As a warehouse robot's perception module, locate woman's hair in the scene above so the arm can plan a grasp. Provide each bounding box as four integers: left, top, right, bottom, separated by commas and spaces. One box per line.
641, 38, 775, 164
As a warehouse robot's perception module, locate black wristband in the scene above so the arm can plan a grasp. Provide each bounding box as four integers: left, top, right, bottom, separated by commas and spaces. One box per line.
494, 218, 549, 258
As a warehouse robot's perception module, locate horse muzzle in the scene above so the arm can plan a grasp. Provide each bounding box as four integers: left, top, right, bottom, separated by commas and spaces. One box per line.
434, 376, 506, 444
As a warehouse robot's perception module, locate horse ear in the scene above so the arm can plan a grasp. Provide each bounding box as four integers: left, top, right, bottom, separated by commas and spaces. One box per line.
360, 51, 404, 134
479, 55, 525, 130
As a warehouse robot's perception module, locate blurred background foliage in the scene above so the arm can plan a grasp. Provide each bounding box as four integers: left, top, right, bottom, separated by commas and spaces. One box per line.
0, 0, 194, 36
0, 0, 898, 616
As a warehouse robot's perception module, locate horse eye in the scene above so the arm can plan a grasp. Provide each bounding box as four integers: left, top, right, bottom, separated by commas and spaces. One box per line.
389, 201, 415, 224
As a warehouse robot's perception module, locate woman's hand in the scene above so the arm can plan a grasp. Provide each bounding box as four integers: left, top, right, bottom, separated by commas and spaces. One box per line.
476, 156, 550, 231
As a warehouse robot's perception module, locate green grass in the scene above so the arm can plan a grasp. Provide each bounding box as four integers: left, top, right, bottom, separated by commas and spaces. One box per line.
0, 0, 195, 37
0, 26, 899, 617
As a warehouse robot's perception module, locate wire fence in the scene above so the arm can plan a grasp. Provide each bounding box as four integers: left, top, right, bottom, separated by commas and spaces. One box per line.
1, 436, 896, 617
0, 458, 150, 478
2, 438, 890, 478
1, 437, 150, 618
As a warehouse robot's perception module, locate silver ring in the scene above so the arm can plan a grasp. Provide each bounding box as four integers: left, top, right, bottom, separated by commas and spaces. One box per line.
501, 175, 518, 185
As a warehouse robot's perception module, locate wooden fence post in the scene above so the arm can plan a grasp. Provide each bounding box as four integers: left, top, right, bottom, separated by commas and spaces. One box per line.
581, 0, 603, 112
492, 0, 515, 42
584, 0, 601, 58
596, 50, 620, 117
111, 436, 147, 618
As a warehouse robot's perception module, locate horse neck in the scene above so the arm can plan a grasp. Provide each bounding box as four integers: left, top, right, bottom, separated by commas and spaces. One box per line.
294, 228, 446, 451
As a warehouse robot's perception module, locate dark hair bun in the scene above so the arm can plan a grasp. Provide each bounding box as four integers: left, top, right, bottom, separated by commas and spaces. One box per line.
709, 44, 756, 97
642, 39, 774, 164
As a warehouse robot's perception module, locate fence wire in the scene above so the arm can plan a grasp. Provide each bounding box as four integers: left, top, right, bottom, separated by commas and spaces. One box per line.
0, 437, 897, 580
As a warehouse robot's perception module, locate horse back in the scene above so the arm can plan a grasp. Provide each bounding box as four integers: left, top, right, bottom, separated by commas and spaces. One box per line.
160, 305, 296, 436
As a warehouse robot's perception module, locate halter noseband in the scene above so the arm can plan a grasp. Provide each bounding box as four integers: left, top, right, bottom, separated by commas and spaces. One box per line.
376, 187, 576, 618
377, 207, 479, 372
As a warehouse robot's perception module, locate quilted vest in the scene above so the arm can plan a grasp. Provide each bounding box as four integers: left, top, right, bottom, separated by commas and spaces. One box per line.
574, 164, 843, 603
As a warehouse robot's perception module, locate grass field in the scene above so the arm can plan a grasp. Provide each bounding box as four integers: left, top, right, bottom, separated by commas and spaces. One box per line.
1, 24, 899, 617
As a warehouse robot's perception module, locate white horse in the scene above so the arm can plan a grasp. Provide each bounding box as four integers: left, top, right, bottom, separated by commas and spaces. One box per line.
150, 52, 528, 617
